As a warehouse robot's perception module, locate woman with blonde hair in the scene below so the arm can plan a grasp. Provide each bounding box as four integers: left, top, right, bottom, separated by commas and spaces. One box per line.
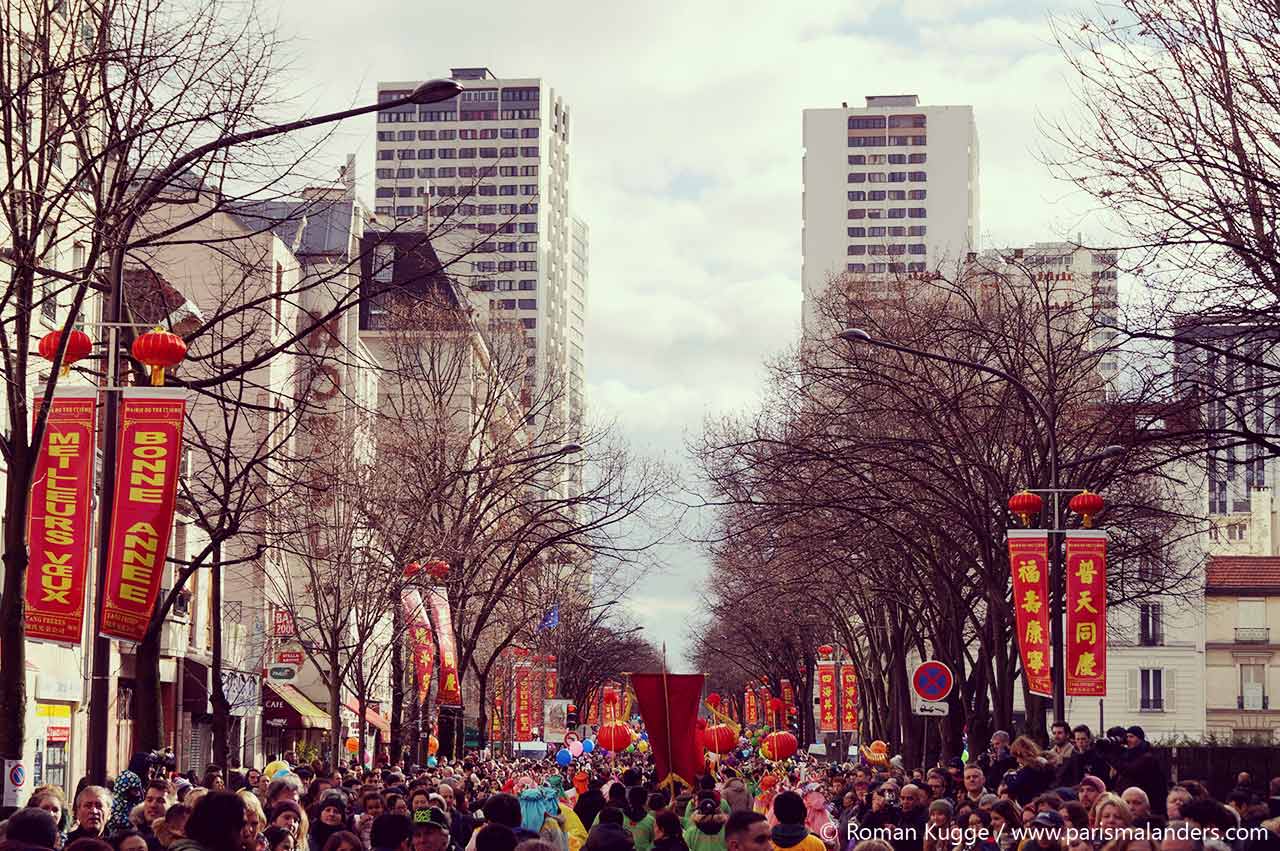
1091, 794, 1132, 835
239, 791, 267, 851
1006, 738, 1057, 806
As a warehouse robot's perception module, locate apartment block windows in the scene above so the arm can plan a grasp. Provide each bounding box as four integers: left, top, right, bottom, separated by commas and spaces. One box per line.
1139, 669, 1164, 711
419, 130, 437, 140
887, 114, 926, 128
847, 245, 866, 256
1139, 603, 1164, 646
848, 136, 887, 147
848, 155, 866, 165
848, 227, 866, 237
521, 147, 539, 157
848, 173, 867, 184
848, 116, 886, 129
908, 153, 927, 163
908, 208, 927, 218
848, 192, 866, 201
521, 128, 539, 138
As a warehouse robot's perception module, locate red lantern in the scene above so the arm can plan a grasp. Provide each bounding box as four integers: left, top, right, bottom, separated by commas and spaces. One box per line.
1008, 490, 1044, 527
131, 327, 187, 386
761, 730, 798, 761
706, 692, 722, 708
403, 562, 422, 578
1069, 490, 1105, 528
567, 704, 576, 713
597, 721, 632, 753
37, 329, 93, 376
768, 697, 784, 714
425, 559, 449, 581
817, 644, 834, 657
703, 724, 736, 755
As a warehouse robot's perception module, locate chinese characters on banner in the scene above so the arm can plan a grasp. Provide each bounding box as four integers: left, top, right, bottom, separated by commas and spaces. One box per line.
427, 588, 462, 705
816, 662, 836, 732
1008, 529, 1053, 696
24, 388, 97, 644
601, 683, 622, 723
744, 689, 758, 725
781, 679, 796, 717
1065, 530, 1108, 696
100, 389, 186, 642
545, 665, 557, 700
491, 672, 506, 743
586, 689, 599, 726
514, 664, 533, 741
840, 666, 858, 731
402, 589, 434, 701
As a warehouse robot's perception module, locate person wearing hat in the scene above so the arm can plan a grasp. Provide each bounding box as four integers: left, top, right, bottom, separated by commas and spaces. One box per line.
685, 795, 728, 851
1113, 727, 1168, 816
1015, 811, 1063, 851
411, 807, 453, 851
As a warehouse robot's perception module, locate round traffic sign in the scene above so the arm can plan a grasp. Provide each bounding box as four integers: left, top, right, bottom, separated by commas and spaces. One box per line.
912, 661, 954, 703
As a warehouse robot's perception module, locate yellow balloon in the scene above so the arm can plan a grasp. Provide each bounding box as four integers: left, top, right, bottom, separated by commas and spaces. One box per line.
264, 760, 289, 778
637, 740, 649, 752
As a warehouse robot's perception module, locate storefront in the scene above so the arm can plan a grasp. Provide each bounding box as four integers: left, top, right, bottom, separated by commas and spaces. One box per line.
342, 696, 390, 757
31, 664, 83, 791
262, 683, 329, 760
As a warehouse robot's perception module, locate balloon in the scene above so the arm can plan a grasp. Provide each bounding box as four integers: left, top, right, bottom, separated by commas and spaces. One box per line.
569, 741, 584, 757
345, 737, 359, 753
582, 739, 595, 754
264, 760, 289, 779
428, 735, 439, 756
273, 768, 291, 779
637, 740, 649, 752
427, 756, 438, 767
640, 732, 649, 741
556, 748, 572, 766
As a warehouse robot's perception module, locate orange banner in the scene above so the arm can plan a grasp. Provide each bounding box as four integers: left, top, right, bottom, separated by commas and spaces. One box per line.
1066, 530, 1107, 696
840, 666, 858, 732
25, 388, 98, 645
1009, 529, 1052, 696
817, 663, 836, 732
427, 587, 462, 705
781, 678, 796, 718
100, 389, 186, 642
545, 665, 557, 700
744, 689, 758, 725
514, 664, 533, 740
403, 589, 434, 701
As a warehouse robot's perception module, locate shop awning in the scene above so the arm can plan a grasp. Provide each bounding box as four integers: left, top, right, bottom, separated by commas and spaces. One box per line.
263, 683, 329, 730
343, 696, 390, 735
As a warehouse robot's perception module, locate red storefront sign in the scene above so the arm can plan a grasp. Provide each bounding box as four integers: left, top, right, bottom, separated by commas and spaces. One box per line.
1065, 530, 1108, 696
402, 589, 434, 701
273, 606, 296, 638
427, 587, 461, 705
24, 388, 97, 644
1008, 529, 1052, 696
100, 389, 186, 642
514, 664, 533, 740
275, 649, 304, 665
840, 666, 858, 732
817, 662, 836, 732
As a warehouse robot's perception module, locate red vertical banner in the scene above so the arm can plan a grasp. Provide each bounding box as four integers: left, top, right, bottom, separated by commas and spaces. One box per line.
586, 689, 599, 726
544, 663, 557, 700
781, 678, 796, 716
817, 663, 837, 732
1065, 530, 1108, 696
25, 388, 97, 644
602, 684, 621, 723
744, 689, 758, 725
514, 664, 533, 741
840, 666, 858, 732
491, 669, 506, 743
100, 389, 186, 642
427, 587, 462, 705
402, 589, 434, 701
1008, 529, 1053, 696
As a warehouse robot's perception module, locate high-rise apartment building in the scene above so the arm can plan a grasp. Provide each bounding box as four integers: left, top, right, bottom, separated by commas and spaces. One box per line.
802, 95, 979, 335
374, 69, 584, 419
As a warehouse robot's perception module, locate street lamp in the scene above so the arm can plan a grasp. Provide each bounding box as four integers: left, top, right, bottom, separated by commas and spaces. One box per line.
836, 328, 1121, 725
85, 80, 463, 782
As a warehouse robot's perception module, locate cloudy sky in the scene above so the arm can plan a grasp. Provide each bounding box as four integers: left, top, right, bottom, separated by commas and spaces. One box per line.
266, 0, 1100, 664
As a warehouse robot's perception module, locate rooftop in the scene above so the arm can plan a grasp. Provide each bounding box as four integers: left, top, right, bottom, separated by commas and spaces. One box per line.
1206, 555, 1280, 594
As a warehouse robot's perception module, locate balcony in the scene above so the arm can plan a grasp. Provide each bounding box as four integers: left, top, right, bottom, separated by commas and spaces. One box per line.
1235, 627, 1270, 644
1238, 694, 1270, 710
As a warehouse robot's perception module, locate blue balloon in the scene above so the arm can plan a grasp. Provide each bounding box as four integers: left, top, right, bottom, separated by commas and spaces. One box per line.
641, 732, 649, 741
582, 739, 595, 754
427, 756, 438, 767
556, 748, 572, 766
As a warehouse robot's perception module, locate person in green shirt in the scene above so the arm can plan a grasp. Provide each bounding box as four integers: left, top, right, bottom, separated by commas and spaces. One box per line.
683, 796, 727, 851
624, 787, 655, 851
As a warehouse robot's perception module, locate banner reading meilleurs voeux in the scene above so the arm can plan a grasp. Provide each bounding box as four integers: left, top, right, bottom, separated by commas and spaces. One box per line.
1065, 529, 1108, 696
1008, 528, 1053, 697
25, 388, 98, 644
100, 389, 186, 643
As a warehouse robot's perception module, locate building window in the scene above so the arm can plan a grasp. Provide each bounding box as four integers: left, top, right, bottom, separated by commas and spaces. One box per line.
848, 155, 866, 165
868, 191, 886, 201
846, 263, 866, 273
888, 114, 926, 128
908, 244, 927, 255
518, 279, 536, 290
908, 153, 926, 163
887, 208, 906, 219
1241, 663, 1267, 710
848, 173, 867, 184
908, 226, 926, 236
848, 191, 866, 201
377, 150, 393, 161
418, 130, 436, 140
848, 227, 866, 237
909, 171, 927, 182
908, 190, 927, 200
1139, 603, 1163, 646
867, 173, 886, 183
848, 136, 887, 148
847, 245, 866, 256
848, 116, 886, 129
908, 208, 927, 219
521, 127, 539, 138
521, 147, 539, 157
888, 172, 907, 183
1139, 668, 1164, 711
867, 226, 886, 237
848, 209, 866, 220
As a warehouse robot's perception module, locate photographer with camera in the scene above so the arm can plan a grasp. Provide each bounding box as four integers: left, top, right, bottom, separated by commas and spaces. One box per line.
976, 733, 1016, 794
1057, 726, 1111, 788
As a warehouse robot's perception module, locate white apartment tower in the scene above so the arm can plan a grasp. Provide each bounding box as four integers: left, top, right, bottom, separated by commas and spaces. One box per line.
801, 95, 979, 335
374, 68, 585, 415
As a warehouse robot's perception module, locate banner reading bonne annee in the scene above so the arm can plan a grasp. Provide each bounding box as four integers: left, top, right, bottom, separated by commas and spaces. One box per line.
100, 388, 186, 642
25, 387, 98, 644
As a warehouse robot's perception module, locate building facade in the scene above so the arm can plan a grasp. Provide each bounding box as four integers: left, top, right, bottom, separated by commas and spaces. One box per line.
1204, 547, 1280, 743
375, 69, 583, 418
801, 95, 979, 335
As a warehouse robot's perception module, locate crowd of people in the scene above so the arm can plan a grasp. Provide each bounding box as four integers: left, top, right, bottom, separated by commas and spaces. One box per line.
1, 723, 1277, 851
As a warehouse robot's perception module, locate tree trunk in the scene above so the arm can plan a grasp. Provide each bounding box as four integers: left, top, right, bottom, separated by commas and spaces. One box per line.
0, 461, 31, 784
210, 547, 231, 768
134, 627, 165, 752
357, 691, 368, 769
329, 653, 343, 769
390, 610, 404, 764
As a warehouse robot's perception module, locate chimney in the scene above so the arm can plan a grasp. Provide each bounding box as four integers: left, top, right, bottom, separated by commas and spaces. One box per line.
342, 154, 356, 196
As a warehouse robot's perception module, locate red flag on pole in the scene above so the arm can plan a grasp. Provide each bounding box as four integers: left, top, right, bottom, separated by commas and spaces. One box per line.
631, 671, 706, 792
1008, 529, 1053, 696
817, 663, 836, 733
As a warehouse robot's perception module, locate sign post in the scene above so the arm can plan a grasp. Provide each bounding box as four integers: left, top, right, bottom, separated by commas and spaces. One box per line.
911, 660, 954, 716
4, 760, 26, 808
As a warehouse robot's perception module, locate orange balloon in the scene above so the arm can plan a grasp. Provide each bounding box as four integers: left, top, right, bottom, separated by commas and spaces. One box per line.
428, 735, 440, 755
345, 737, 359, 753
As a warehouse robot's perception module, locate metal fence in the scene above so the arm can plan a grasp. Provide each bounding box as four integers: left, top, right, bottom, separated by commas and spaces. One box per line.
1154, 746, 1280, 800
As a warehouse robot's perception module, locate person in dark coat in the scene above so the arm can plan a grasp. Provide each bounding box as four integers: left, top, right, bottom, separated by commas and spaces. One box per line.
976, 734, 1016, 794
3, 807, 60, 851
1056, 727, 1111, 788
575, 782, 608, 834
1112, 727, 1168, 815
1004, 738, 1056, 807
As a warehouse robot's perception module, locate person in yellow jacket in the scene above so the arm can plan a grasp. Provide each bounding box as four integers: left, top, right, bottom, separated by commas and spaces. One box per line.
768, 792, 825, 851
560, 801, 588, 851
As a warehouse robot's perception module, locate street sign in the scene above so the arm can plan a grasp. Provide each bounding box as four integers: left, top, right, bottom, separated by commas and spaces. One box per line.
912, 661, 954, 703
4, 759, 26, 807
913, 699, 949, 717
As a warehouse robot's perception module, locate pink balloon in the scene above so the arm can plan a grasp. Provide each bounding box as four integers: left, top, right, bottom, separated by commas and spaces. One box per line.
568, 740, 584, 757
